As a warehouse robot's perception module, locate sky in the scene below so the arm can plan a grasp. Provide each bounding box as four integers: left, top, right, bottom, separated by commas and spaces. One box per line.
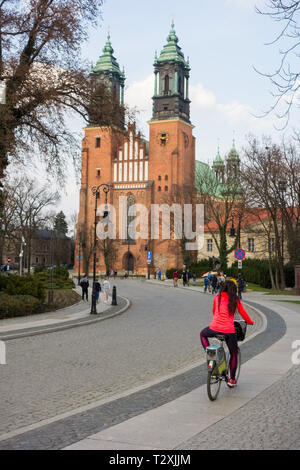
10, 0, 300, 223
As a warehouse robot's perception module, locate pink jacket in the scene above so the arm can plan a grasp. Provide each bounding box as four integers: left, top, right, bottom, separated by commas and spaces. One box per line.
210, 292, 254, 333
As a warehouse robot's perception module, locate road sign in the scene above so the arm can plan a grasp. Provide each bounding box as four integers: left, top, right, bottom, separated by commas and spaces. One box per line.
238, 260, 243, 270
7, 257, 11, 264
234, 248, 245, 261
147, 251, 152, 265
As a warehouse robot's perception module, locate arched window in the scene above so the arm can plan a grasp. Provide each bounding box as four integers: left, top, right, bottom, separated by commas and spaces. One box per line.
164, 75, 169, 93
178, 76, 182, 94
127, 194, 136, 243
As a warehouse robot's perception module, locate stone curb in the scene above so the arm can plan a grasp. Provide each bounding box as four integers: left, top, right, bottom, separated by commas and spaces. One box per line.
0, 296, 131, 341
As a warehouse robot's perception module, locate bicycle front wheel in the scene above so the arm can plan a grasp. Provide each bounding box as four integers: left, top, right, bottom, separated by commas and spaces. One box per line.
207, 371, 221, 401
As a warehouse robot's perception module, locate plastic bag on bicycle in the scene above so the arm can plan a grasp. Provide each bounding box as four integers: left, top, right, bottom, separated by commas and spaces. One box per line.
206, 345, 227, 374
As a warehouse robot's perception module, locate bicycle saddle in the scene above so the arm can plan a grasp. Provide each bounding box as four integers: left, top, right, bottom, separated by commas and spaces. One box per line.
214, 334, 226, 341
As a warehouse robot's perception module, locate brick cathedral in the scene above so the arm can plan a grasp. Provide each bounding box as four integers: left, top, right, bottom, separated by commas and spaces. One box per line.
75, 23, 196, 276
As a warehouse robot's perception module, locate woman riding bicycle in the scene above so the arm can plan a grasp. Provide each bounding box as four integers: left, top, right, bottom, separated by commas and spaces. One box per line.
200, 279, 254, 388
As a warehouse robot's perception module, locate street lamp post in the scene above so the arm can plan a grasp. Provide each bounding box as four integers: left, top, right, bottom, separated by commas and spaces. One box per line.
19, 236, 26, 276
278, 179, 287, 265
91, 183, 110, 315
77, 237, 81, 286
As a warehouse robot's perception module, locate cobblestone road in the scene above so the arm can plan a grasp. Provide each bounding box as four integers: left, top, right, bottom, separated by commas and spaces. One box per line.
0, 280, 225, 436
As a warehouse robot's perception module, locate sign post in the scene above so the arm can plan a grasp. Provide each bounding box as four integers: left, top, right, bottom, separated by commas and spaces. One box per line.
234, 249, 245, 274
147, 251, 152, 280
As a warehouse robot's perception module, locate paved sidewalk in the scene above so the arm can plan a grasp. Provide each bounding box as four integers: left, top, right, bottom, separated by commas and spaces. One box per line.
64, 294, 300, 450
0, 287, 128, 338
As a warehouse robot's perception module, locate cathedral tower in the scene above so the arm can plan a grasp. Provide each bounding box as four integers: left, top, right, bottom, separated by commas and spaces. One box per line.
148, 23, 196, 271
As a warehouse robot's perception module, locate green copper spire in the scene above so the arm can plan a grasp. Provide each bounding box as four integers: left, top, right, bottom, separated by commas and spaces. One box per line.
213, 141, 225, 168
91, 34, 122, 76
157, 22, 189, 66
227, 137, 240, 162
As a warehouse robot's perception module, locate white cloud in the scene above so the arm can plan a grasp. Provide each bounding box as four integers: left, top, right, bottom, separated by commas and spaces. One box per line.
190, 83, 216, 109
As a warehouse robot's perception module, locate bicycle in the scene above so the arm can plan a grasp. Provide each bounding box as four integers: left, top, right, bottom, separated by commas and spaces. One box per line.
205, 320, 247, 401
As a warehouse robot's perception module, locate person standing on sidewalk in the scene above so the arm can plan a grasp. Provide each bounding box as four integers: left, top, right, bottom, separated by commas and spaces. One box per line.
80, 275, 89, 301
95, 278, 101, 303
204, 276, 209, 293
187, 270, 191, 286
103, 277, 111, 303
182, 270, 187, 287
237, 273, 245, 300
192, 272, 197, 286
173, 270, 179, 287
211, 274, 218, 294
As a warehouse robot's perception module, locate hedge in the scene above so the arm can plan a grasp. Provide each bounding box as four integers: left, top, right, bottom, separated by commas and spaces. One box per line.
226, 259, 295, 289
0, 294, 42, 319
1, 274, 46, 302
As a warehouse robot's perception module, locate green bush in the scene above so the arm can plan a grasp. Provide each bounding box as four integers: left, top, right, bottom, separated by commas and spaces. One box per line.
53, 266, 69, 279
226, 259, 295, 289
2, 274, 46, 302
0, 294, 42, 319
33, 265, 47, 274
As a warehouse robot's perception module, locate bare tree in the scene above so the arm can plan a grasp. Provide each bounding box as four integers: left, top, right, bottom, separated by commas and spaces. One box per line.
0, 0, 131, 179
256, 1, 300, 126
195, 162, 244, 270
242, 135, 300, 289
2, 176, 59, 272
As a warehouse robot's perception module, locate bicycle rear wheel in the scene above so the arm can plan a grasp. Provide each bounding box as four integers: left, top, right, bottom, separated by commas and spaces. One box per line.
207, 370, 221, 401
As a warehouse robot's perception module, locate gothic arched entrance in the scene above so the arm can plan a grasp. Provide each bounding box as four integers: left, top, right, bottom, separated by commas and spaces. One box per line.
123, 252, 135, 273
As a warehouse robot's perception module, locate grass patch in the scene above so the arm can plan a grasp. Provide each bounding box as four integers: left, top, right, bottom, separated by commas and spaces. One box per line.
276, 300, 300, 305
246, 282, 294, 295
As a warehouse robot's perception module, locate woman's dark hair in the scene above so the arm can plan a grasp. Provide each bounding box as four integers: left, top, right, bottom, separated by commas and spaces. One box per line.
219, 280, 239, 315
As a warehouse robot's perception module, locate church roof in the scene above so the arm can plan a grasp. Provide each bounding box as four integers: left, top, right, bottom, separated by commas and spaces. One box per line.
227, 139, 240, 161
91, 35, 123, 76
157, 22, 189, 67
213, 146, 225, 168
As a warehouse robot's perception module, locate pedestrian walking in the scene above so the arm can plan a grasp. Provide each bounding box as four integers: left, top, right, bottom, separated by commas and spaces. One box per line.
237, 273, 245, 300
173, 270, 179, 287
80, 275, 89, 301
103, 277, 111, 303
204, 276, 209, 293
211, 274, 218, 294
218, 272, 225, 293
207, 272, 214, 293
192, 272, 197, 286
95, 278, 101, 303
182, 270, 187, 287
158, 269, 161, 281
187, 270, 191, 286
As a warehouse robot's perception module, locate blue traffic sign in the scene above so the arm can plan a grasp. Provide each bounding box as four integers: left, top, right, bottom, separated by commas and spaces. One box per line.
147, 251, 152, 264
234, 248, 245, 260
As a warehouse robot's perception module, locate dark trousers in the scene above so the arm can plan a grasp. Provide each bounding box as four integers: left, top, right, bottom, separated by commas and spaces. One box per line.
200, 327, 238, 379
82, 288, 88, 300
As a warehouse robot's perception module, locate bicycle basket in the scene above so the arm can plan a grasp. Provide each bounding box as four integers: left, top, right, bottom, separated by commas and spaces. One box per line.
234, 320, 247, 341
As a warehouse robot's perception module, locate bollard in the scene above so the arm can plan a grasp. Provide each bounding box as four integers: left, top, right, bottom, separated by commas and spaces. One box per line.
111, 285, 117, 305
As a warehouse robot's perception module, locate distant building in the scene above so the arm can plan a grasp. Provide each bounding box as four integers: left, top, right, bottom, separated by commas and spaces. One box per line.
2, 229, 72, 269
